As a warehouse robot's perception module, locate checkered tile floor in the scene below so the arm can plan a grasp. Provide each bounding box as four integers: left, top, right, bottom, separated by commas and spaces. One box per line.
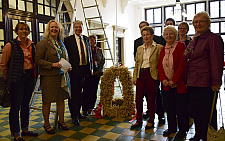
1, 83, 225, 141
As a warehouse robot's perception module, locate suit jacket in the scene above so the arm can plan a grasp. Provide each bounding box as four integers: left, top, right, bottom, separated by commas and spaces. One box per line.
134, 35, 166, 59
64, 34, 93, 78
133, 41, 163, 82
35, 37, 61, 76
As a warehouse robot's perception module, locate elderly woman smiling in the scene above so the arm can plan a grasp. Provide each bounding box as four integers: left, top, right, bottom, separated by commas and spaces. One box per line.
184, 12, 224, 141
132, 26, 163, 129
158, 26, 189, 140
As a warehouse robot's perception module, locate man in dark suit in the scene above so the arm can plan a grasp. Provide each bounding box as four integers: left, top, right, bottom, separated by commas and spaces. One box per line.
64, 20, 93, 126
134, 21, 166, 59
134, 21, 166, 124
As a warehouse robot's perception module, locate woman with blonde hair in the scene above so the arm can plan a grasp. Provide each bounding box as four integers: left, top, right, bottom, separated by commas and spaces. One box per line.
35, 20, 71, 134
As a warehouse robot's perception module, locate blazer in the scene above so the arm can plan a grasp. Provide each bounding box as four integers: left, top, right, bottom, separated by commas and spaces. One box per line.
187, 30, 224, 87
133, 41, 163, 82
134, 35, 166, 59
35, 37, 61, 76
158, 41, 187, 93
64, 34, 93, 77
94, 47, 105, 77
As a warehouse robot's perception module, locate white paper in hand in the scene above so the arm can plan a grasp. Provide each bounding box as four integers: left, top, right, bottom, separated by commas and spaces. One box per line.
60, 58, 71, 73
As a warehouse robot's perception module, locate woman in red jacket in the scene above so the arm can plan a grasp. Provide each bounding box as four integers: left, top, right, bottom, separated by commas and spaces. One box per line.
158, 26, 188, 140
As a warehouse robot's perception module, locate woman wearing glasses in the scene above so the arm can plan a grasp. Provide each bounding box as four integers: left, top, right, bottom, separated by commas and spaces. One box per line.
177, 22, 191, 47
184, 12, 224, 141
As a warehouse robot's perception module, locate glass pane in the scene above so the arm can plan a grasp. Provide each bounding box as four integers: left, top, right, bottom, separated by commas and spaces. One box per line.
52, 0, 56, 7
45, 0, 50, 6
186, 4, 195, 21
189, 24, 195, 35
154, 27, 162, 36
0, 9, 2, 22
154, 8, 161, 23
210, 1, 219, 18
165, 7, 174, 21
27, 21, 32, 31
38, 5, 44, 14
27, 2, 33, 13
38, 0, 43, 4
45, 6, 50, 16
221, 1, 225, 17
174, 4, 182, 22
13, 20, 18, 31
9, 0, 16, 9
51, 8, 56, 17
40, 33, 44, 40
146, 9, 153, 24
196, 3, 205, 13
0, 0, 2, 8
39, 23, 44, 32
0, 29, 4, 40
221, 22, 225, 33
18, 0, 25, 11
211, 22, 219, 33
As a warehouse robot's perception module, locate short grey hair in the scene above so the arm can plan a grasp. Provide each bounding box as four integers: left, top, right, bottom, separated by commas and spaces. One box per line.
163, 26, 178, 37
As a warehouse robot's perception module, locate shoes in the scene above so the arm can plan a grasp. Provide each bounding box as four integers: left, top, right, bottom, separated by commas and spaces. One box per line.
21, 131, 38, 137
72, 117, 80, 126
163, 129, 177, 137
43, 125, 55, 134
131, 122, 142, 128
78, 114, 87, 119
14, 137, 25, 141
58, 121, 69, 130
174, 131, 187, 140
145, 122, 154, 129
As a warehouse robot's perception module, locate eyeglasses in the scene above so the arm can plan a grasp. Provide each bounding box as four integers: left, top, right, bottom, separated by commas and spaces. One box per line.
193, 20, 207, 24
178, 28, 187, 30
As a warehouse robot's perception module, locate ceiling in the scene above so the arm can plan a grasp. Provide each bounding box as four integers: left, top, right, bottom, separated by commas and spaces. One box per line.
128, 0, 204, 5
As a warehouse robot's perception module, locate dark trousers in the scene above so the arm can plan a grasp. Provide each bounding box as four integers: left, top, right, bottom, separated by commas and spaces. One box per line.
156, 85, 164, 118
68, 65, 90, 118
9, 71, 35, 136
82, 75, 100, 111
164, 88, 189, 132
136, 71, 159, 124
189, 87, 217, 140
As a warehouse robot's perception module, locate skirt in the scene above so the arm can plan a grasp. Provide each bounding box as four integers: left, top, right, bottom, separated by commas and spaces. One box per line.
40, 74, 69, 103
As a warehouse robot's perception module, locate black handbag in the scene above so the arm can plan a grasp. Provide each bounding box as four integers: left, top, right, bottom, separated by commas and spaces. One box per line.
0, 77, 11, 107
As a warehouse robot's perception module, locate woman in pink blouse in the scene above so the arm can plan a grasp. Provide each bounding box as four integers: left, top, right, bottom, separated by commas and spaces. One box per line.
158, 26, 188, 140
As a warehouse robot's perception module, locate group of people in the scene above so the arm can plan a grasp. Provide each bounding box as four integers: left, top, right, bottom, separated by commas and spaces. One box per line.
132, 11, 224, 141
0, 20, 105, 141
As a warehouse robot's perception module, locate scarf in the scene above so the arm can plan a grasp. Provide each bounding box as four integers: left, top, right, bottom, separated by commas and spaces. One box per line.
49, 35, 71, 97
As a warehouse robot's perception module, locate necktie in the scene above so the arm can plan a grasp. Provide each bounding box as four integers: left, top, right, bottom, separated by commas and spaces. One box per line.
79, 37, 86, 65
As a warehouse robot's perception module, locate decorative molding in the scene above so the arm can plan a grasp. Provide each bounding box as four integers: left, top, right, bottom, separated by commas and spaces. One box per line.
121, 0, 128, 13
101, 0, 108, 8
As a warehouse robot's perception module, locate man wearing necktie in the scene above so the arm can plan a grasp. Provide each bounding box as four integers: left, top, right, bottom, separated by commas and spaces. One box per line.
64, 20, 93, 126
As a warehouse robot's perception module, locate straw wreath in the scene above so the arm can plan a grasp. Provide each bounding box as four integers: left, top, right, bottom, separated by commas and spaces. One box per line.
100, 65, 135, 117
